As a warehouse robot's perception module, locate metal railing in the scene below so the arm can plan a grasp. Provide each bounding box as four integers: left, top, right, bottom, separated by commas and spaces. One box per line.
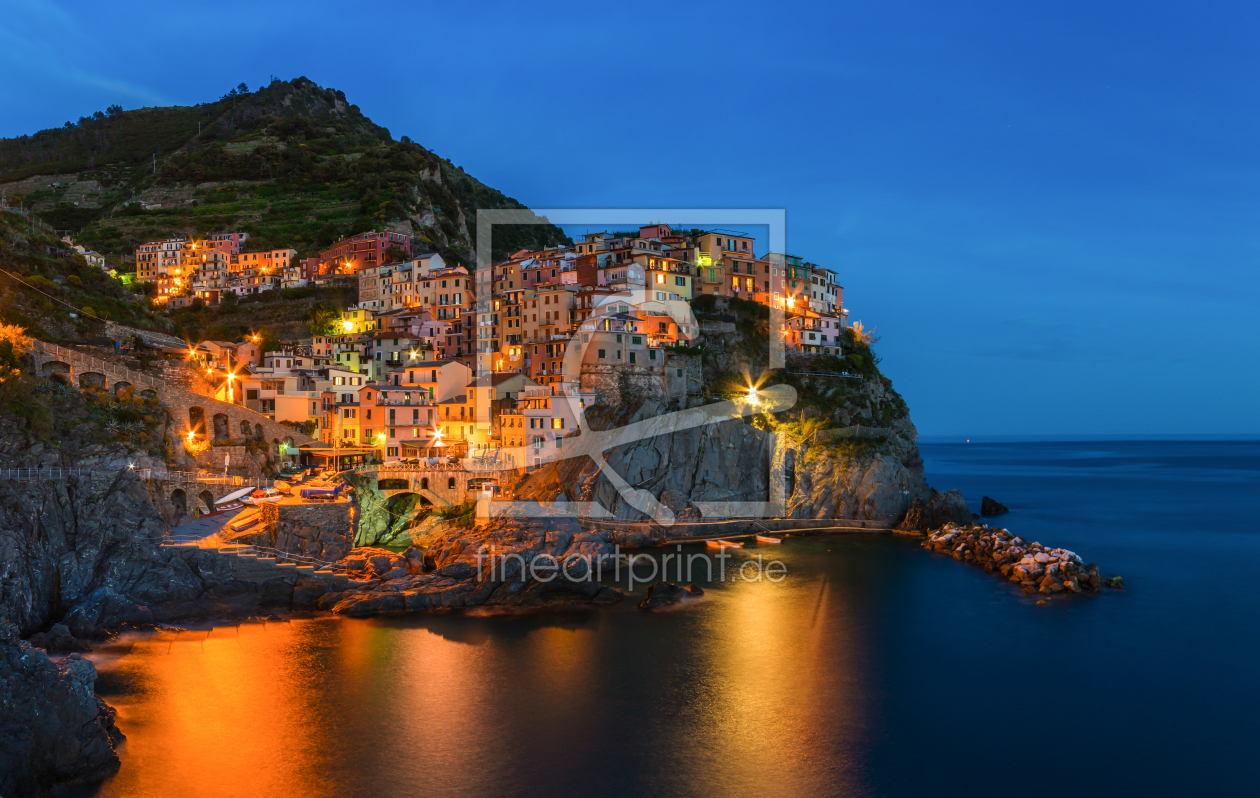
0, 466, 272, 486
0, 467, 97, 480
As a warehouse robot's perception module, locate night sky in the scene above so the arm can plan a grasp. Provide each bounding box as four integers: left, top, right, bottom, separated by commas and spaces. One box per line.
3, 0, 1256, 436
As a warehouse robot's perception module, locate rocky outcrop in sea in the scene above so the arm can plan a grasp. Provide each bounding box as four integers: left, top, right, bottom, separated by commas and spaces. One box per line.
922, 524, 1122, 594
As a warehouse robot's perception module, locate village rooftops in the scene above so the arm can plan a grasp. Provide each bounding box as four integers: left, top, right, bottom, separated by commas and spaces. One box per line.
465, 373, 531, 388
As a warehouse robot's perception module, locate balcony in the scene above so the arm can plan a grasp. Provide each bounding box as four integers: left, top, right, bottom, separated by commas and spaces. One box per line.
376, 396, 435, 407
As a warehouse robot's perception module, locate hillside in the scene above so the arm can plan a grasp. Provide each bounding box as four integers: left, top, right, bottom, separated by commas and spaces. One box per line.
0, 209, 160, 338
0, 77, 570, 268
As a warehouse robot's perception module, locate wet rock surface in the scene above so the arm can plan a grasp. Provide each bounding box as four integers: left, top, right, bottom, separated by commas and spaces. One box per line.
922, 523, 1124, 595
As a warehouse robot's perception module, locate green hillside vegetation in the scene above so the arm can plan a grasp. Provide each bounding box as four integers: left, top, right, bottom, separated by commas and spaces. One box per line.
0, 77, 570, 268
0, 209, 161, 338
166, 284, 357, 345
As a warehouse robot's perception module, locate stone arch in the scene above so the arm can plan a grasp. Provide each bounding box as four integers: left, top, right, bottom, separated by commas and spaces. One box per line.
272, 438, 280, 457
198, 490, 215, 513
212, 413, 230, 441
254, 424, 263, 439
240, 419, 252, 437
113, 381, 134, 400
447, 476, 456, 490
139, 388, 157, 400
282, 436, 294, 457
170, 488, 187, 516
79, 371, 107, 389
41, 360, 71, 377
188, 406, 206, 436
420, 477, 429, 491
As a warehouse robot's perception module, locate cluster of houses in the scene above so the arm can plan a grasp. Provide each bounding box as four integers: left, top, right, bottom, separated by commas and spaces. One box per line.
136, 224, 853, 469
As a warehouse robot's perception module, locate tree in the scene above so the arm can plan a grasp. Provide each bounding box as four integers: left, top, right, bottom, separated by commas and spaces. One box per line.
307, 303, 340, 335
0, 324, 33, 370
237, 82, 250, 94
850, 320, 876, 346
383, 245, 409, 264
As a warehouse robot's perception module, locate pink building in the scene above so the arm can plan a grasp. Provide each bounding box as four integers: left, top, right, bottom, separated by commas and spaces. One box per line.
313, 231, 415, 276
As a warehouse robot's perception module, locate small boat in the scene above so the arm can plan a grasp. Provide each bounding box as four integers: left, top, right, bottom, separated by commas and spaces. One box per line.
755, 534, 782, 544
706, 539, 744, 549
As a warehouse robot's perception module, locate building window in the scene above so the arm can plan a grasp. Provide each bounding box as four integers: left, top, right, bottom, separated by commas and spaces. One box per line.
598, 349, 605, 359
552, 418, 564, 429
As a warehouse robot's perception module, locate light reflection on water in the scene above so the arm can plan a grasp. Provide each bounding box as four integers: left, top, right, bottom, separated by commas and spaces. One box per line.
86, 542, 878, 798
79, 441, 1260, 797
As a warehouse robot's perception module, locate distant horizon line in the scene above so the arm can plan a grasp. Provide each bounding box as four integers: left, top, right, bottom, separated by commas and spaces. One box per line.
919, 433, 1260, 443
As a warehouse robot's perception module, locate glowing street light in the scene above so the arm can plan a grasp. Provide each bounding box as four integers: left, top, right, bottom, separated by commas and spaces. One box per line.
342, 320, 354, 332
746, 384, 760, 406
186, 430, 196, 442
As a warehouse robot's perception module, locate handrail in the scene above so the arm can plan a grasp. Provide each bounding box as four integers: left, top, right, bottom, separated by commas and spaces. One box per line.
0, 466, 271, 486
0, 467, 96, 480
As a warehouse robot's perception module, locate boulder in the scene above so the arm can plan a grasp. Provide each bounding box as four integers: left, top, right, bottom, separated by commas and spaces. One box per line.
981, 496, 1009, 516
637, 582, 691, 610
436, 561, 476, 580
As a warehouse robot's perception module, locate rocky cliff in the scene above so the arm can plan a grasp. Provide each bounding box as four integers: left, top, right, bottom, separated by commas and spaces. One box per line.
0, 406, 329, 794
0, 624, 124, 797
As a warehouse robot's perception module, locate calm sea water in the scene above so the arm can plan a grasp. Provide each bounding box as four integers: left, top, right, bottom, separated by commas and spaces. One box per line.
79, 440, 1260, 798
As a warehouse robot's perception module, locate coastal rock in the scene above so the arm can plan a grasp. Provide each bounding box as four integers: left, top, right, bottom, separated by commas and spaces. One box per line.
897, 489, 973, 533
637, 582, 694, 610
436, 561, 476, 580
0, 624, 124, 797
981, 496, 1009, 516
330, 517, 623, 616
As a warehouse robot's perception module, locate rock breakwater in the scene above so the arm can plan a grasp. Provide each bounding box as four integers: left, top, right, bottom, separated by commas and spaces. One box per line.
923, 524, 1123, 595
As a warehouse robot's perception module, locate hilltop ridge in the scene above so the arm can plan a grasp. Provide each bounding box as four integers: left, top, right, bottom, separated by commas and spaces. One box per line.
0, 77, 569, 267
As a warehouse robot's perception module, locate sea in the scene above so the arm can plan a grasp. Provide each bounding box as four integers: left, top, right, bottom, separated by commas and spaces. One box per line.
74, 438, 1260, 797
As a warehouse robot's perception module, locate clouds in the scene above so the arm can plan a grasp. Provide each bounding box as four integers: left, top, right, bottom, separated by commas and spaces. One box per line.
0, 0, 168, 113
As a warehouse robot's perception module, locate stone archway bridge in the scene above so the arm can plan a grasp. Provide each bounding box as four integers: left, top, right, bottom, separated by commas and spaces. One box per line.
30, 341, 314, 453
350, 464, 481, 508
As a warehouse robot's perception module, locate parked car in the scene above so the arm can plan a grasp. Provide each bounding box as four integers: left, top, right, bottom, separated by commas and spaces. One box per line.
243, 487, 283, 505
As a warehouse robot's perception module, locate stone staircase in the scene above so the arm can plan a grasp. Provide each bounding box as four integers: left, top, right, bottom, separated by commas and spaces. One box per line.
165, 543, 363, 590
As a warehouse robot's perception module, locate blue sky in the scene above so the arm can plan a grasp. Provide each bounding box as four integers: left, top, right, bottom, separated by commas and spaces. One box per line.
2, 0, 1256, 436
